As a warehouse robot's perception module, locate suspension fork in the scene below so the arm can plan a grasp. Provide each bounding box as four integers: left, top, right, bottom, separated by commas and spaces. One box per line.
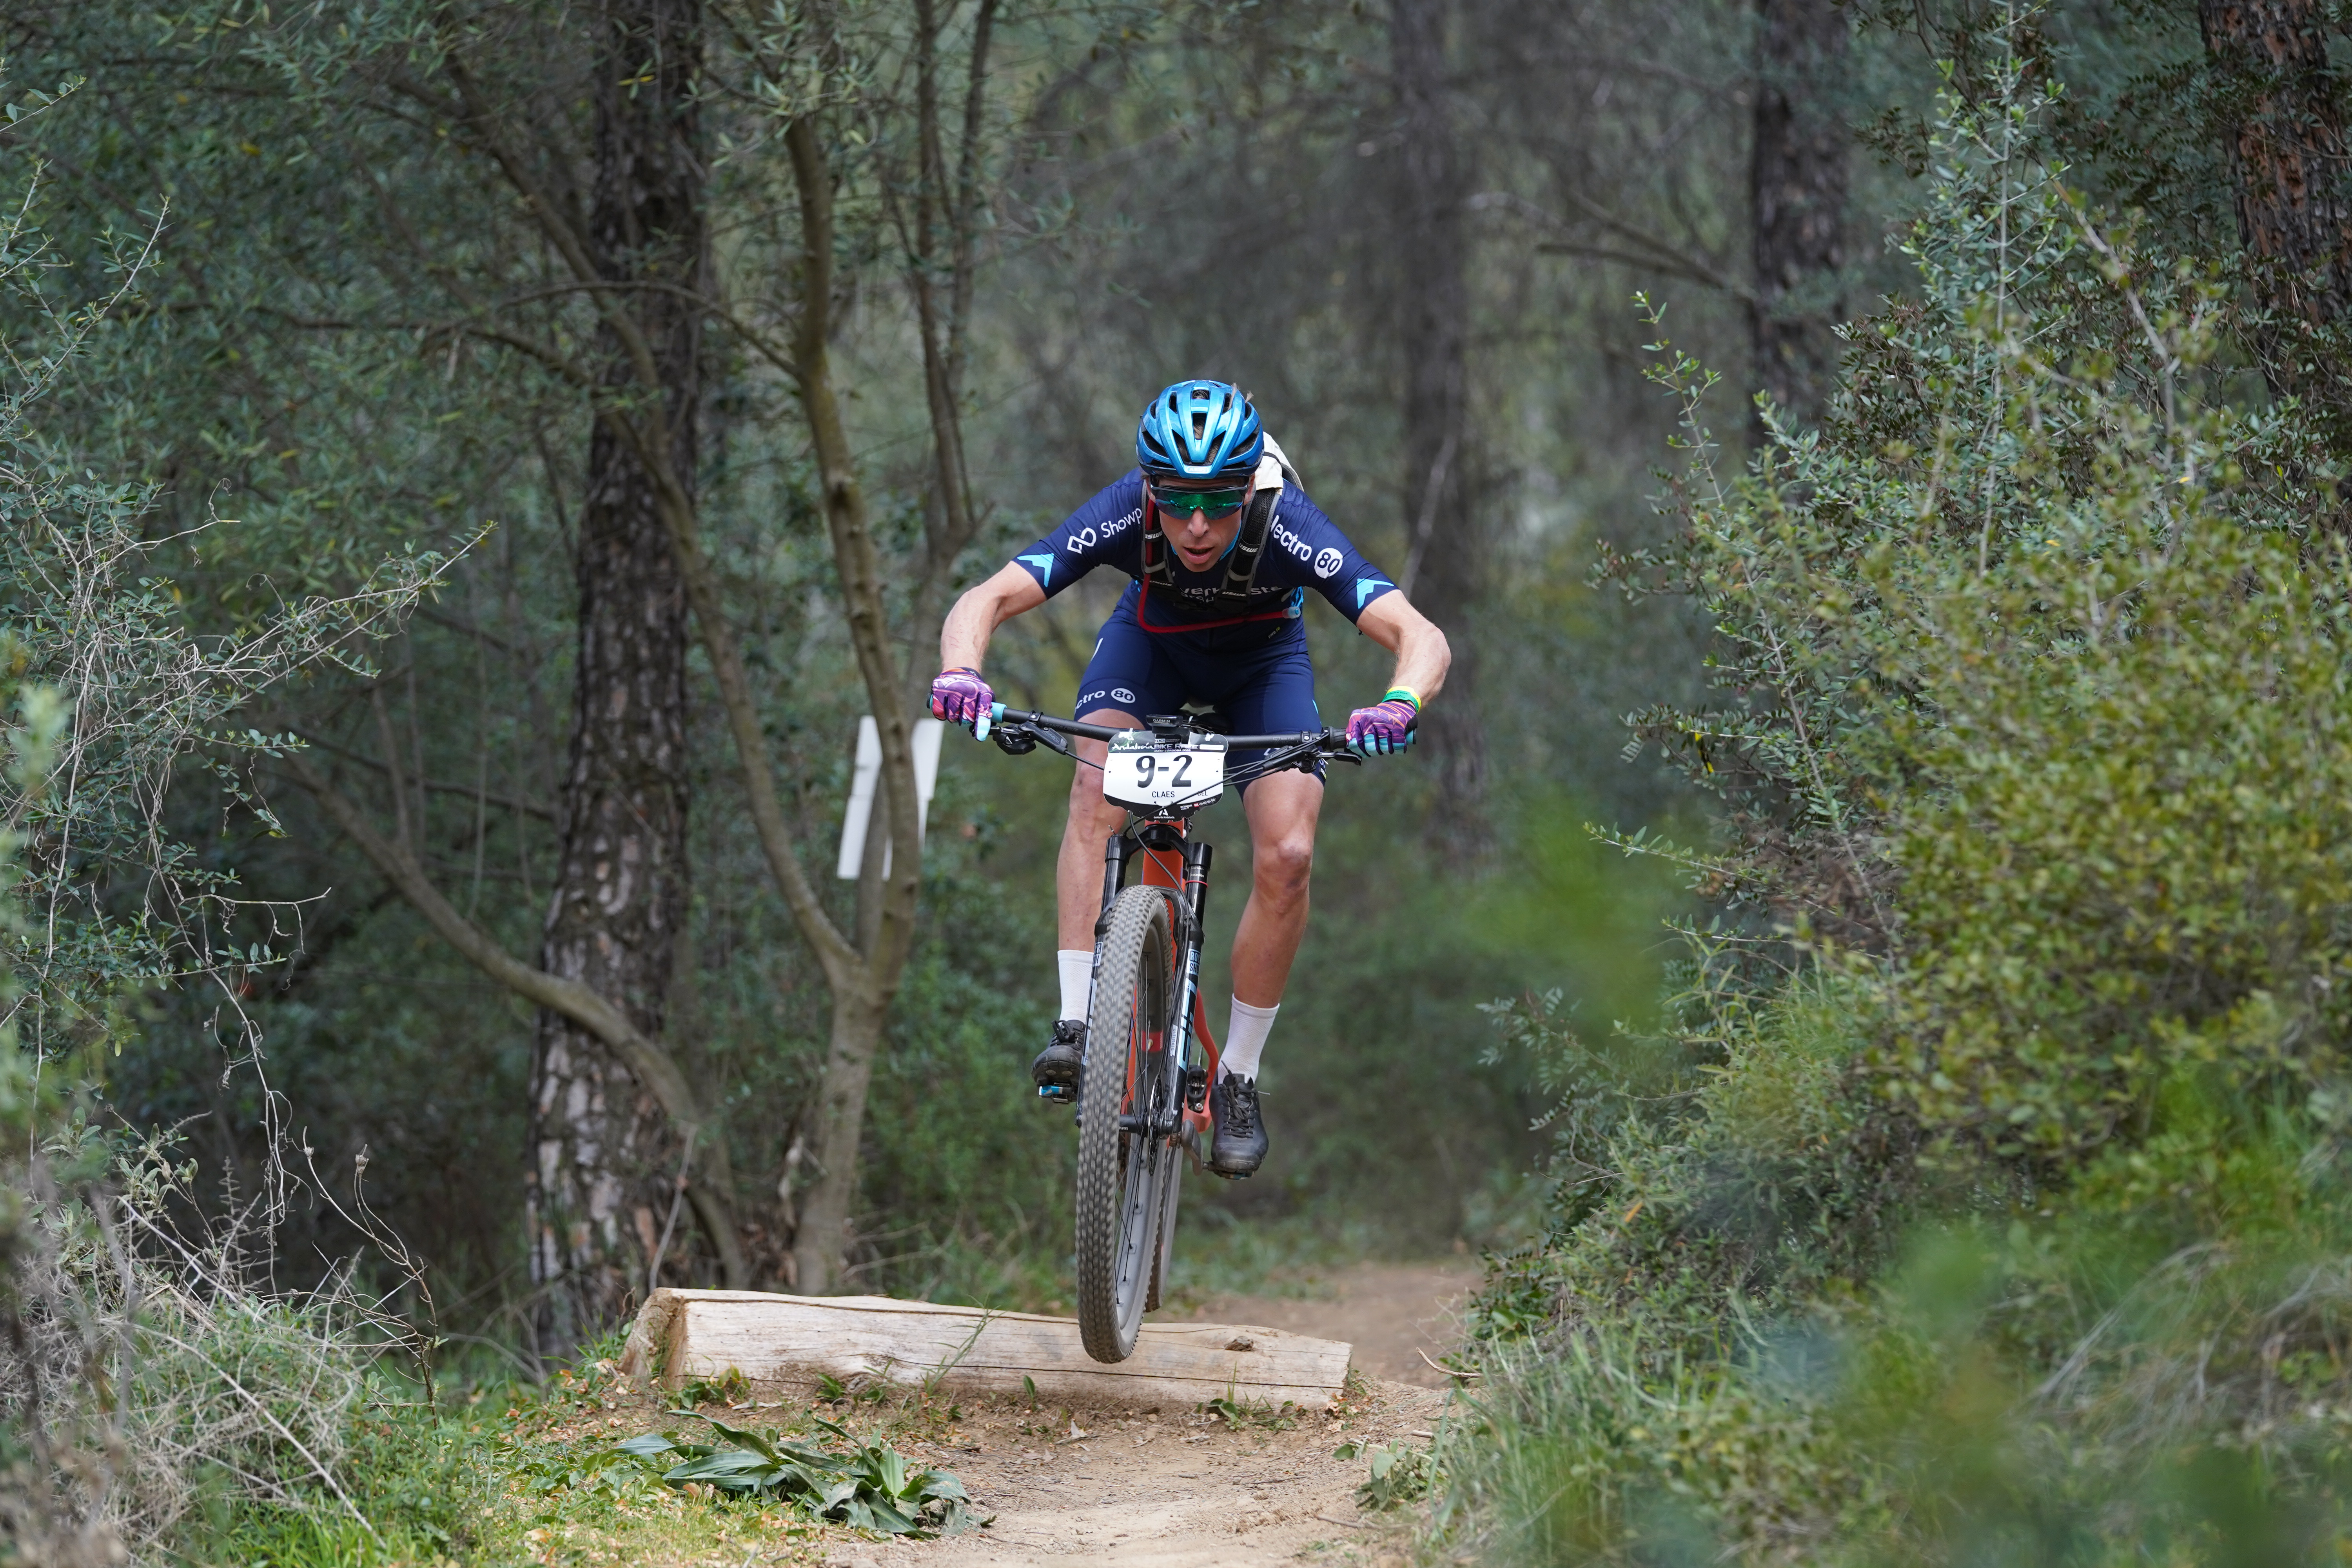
1080, 829, 1132, 1051
1167, 840, 1213, 1123
1095, 829, 1132, 934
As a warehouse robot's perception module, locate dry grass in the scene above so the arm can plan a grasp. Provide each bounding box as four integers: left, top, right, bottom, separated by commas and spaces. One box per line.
0, 1135, 409, 1565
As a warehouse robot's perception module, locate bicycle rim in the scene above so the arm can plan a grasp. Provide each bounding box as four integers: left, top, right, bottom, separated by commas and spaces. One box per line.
1076, 884, 1178, 1363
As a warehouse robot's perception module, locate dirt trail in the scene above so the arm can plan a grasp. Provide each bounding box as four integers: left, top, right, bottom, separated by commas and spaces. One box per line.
1164, 1261, 1483, 1389
842, 1261, 1478, 1568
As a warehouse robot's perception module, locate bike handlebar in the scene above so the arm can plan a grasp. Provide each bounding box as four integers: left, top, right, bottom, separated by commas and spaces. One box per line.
979, 706, 1120, 742
978, 704, 1350, 753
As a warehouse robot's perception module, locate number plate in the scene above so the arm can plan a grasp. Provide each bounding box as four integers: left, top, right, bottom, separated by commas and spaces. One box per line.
1102, 732, 1227, 812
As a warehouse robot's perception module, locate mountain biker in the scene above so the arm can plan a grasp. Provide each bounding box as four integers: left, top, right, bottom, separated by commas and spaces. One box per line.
931, 379, 1450, 1177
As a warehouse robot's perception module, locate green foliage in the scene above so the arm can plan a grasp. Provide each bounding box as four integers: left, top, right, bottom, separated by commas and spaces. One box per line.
1443, 13, 2352, 1561
1202, 1396, 1304, 1432
1885, 521, 2352, 1167
1337, 1438, 1441, 1512
0, 74, 446, 1561
602, 1412, 980, 1537
672, 1368, 751, 1409
183, 1392, 475, 1566
0, 161, 448, 1046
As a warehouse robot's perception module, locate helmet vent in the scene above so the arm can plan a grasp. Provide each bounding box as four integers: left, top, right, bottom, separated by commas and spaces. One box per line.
1135, 378, 1264, 481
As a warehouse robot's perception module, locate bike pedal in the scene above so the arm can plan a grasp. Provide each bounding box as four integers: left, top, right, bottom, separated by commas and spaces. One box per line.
1036, 1083, 1075, 1104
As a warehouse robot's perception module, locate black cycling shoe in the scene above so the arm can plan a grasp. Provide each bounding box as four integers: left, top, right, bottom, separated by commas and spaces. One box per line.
1031, 1019, 1085, 1095
1208, 1074, 1268, 1177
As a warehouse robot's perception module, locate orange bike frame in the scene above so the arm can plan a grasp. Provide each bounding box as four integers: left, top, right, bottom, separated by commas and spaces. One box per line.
1115, 821, 1219, 1147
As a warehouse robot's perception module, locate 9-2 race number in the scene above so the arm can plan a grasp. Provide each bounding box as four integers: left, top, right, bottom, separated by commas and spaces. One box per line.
1130, 752, 1196, 789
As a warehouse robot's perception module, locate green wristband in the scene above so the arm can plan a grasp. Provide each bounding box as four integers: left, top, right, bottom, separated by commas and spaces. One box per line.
1383, 687, 1422, 711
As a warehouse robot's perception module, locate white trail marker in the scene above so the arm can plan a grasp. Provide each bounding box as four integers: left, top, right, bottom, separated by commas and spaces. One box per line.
835, 716, 944, 880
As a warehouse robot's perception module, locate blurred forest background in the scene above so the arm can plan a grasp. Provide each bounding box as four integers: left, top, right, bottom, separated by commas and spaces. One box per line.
2, 0, 1776, 1361
22, 0, 2352, 1559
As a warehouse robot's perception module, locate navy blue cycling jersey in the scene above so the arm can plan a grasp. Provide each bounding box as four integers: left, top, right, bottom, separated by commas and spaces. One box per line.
1013, 469, 1397, 653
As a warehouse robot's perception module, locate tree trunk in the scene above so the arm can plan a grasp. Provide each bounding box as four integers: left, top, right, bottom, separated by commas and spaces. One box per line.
529, 0, 705, 1355
775, 114, 930, 1296
2198, 0, 2352, 399
788, 990, 887, 1292
1750, 0, 1850, 429
1390, 0, 1488, 865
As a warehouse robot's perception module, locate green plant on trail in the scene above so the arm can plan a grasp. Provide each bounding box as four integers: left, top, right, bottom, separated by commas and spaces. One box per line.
1336, 1438, 1440, 1511
590, 1412, 979, 1537
673, 1368, 751, 1410
1202, 1395, 1305, 1432
1444, 11, 2352, 1562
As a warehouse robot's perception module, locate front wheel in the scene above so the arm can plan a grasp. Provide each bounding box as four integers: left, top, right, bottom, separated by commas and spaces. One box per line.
1075, 884, 1182, 1363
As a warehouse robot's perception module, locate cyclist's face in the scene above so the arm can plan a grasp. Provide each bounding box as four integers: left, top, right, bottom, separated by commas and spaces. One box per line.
1154, 482, 1252, 572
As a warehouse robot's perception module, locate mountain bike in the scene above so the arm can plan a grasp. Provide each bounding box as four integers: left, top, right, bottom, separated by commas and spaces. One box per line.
971, 704, 1357, 1364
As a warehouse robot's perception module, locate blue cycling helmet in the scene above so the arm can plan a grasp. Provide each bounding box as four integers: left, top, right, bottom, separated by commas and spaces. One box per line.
1135, 379, 1264, 481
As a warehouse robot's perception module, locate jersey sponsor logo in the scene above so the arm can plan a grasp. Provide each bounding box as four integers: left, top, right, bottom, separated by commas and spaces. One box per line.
1355, 576, 1394, 610
1100, 506, 1143, 541
1270, 519, 1313, 562
1313, 546, 1343, 579
1079, 687, 1109, 709
1018, 550, 1056, 585
1172, 580, 1293, 607
1111, 687, 1136, 704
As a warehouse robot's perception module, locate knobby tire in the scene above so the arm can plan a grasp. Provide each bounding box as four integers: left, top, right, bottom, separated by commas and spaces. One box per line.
1146, 1138, 1181, 1314
1076, 884, 1180, 1363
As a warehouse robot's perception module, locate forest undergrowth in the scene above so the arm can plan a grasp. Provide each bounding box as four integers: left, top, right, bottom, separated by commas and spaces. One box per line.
1434, 25, 2352, 1566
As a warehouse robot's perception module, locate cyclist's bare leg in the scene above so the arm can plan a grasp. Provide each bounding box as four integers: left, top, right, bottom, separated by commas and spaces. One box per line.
1231, 769, 1324, 1007
1056, 708, 1142, 949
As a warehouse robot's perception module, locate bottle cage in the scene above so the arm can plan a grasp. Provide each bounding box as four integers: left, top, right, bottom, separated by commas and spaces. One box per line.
1136, 456, 1303, 634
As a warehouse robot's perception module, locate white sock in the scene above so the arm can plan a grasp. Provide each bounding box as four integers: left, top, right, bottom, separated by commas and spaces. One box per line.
1221, 997, 1278, 1081
1056, 950, 1094, 1023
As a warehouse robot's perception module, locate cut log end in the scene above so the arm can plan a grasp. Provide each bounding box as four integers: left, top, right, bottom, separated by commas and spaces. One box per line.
620, 1289, 1353, 1412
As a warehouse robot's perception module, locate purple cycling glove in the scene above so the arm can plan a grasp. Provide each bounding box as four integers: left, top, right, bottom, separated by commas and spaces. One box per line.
930, 666, 995, 729
1347, 695, 1419, 755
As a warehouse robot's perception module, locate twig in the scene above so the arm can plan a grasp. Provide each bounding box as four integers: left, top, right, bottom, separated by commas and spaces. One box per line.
1417, 1347, 1479, 1379
646, 1128, 699, 1289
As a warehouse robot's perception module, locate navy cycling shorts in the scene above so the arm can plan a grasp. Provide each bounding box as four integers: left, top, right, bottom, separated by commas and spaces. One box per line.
1073, 606, 1324, 788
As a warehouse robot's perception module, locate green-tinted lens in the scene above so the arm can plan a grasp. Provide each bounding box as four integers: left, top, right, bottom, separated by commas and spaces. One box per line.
1154, 486, 1247, 517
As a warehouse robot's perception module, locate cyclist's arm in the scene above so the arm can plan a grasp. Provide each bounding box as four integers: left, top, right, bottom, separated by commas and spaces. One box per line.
939, 561, 1047, 674
1354, 593, 1451, 704
940, 474, 1145, 676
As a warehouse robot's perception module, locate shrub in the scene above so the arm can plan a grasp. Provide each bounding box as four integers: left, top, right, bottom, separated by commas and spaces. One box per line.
1443, 15, 2352, 1562
1886, 519, 2352, 1169
0, 77, 444, 1563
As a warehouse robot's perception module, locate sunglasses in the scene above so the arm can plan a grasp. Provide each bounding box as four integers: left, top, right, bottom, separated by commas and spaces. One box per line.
1152, 484, 1248, 518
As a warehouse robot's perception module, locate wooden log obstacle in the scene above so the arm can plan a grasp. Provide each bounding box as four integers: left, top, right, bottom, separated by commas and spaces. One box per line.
618, 1289, 1353, 1411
